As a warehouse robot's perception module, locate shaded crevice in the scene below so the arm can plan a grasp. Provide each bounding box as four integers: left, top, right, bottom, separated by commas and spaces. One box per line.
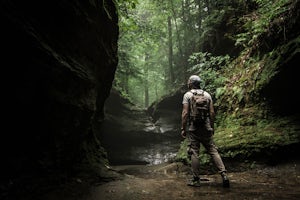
262, 53, 300, 116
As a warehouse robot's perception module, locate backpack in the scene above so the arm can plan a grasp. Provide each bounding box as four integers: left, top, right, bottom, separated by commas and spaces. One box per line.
189, 90, 210, 125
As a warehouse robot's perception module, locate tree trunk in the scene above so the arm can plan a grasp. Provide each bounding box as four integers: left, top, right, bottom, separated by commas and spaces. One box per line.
170, 0, 184, 69
144, 53, 149, 108
197, 0, 202, 36
168, 16, 174, 86
181, 0, 190, 81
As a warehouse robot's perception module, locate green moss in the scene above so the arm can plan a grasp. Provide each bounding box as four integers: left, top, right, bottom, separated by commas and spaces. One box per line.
176, 1, 300, 166
176, 105, 299, 164
213, 105, 300, 159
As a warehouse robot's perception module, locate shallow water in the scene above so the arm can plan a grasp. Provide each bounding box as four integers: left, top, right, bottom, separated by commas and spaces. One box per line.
100, 131, 182, 165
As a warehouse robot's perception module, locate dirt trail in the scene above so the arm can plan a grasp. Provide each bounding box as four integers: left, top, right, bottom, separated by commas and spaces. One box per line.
42, 161, 300, 200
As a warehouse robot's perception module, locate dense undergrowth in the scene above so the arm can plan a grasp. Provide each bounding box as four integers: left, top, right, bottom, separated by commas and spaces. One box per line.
176, 0, 300, 168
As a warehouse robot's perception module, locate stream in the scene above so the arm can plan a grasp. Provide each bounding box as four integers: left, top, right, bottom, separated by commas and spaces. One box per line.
100, 130, 182, 166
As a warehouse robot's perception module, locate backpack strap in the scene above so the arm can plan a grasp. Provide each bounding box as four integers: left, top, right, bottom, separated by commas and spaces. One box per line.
188, 90, 194, 125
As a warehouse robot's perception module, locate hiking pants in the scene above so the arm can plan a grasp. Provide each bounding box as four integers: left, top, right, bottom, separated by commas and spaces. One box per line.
187, 129, 226, 178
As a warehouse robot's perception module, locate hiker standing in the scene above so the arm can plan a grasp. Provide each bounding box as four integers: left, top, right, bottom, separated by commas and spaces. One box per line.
181, 75, 230, 187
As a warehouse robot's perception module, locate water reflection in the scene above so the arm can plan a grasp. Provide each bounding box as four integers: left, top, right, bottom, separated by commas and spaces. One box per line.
102, 133, 182, 166
131, 141, 180, 165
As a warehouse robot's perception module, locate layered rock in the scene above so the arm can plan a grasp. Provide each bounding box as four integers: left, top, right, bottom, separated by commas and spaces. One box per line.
99, 89, 183, 165
0, 0, 118, 188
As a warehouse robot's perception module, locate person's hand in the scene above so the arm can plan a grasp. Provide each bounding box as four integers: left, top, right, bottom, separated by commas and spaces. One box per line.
181, 130, 187, 138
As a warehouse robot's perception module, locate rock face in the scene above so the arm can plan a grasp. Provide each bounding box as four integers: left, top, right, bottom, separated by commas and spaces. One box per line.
147, 88, 185, 134
0, 0, 118, 187
99, 89, 183, 165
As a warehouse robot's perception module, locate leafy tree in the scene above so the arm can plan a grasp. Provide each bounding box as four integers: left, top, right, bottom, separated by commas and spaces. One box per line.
116, 0, 244, 107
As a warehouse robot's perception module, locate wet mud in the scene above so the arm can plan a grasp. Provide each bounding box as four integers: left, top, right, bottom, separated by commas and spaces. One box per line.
41, 160, 300, 200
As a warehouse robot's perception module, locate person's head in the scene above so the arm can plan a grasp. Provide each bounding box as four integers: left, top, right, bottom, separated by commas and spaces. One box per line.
188, 75, 201, 89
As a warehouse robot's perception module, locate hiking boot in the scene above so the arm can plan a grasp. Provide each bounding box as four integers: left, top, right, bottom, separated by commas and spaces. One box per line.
187, 177, 201, 187
221, 172, 230, 188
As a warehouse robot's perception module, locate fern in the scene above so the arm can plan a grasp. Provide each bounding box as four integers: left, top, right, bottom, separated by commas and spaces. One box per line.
234, 0, 291, 48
